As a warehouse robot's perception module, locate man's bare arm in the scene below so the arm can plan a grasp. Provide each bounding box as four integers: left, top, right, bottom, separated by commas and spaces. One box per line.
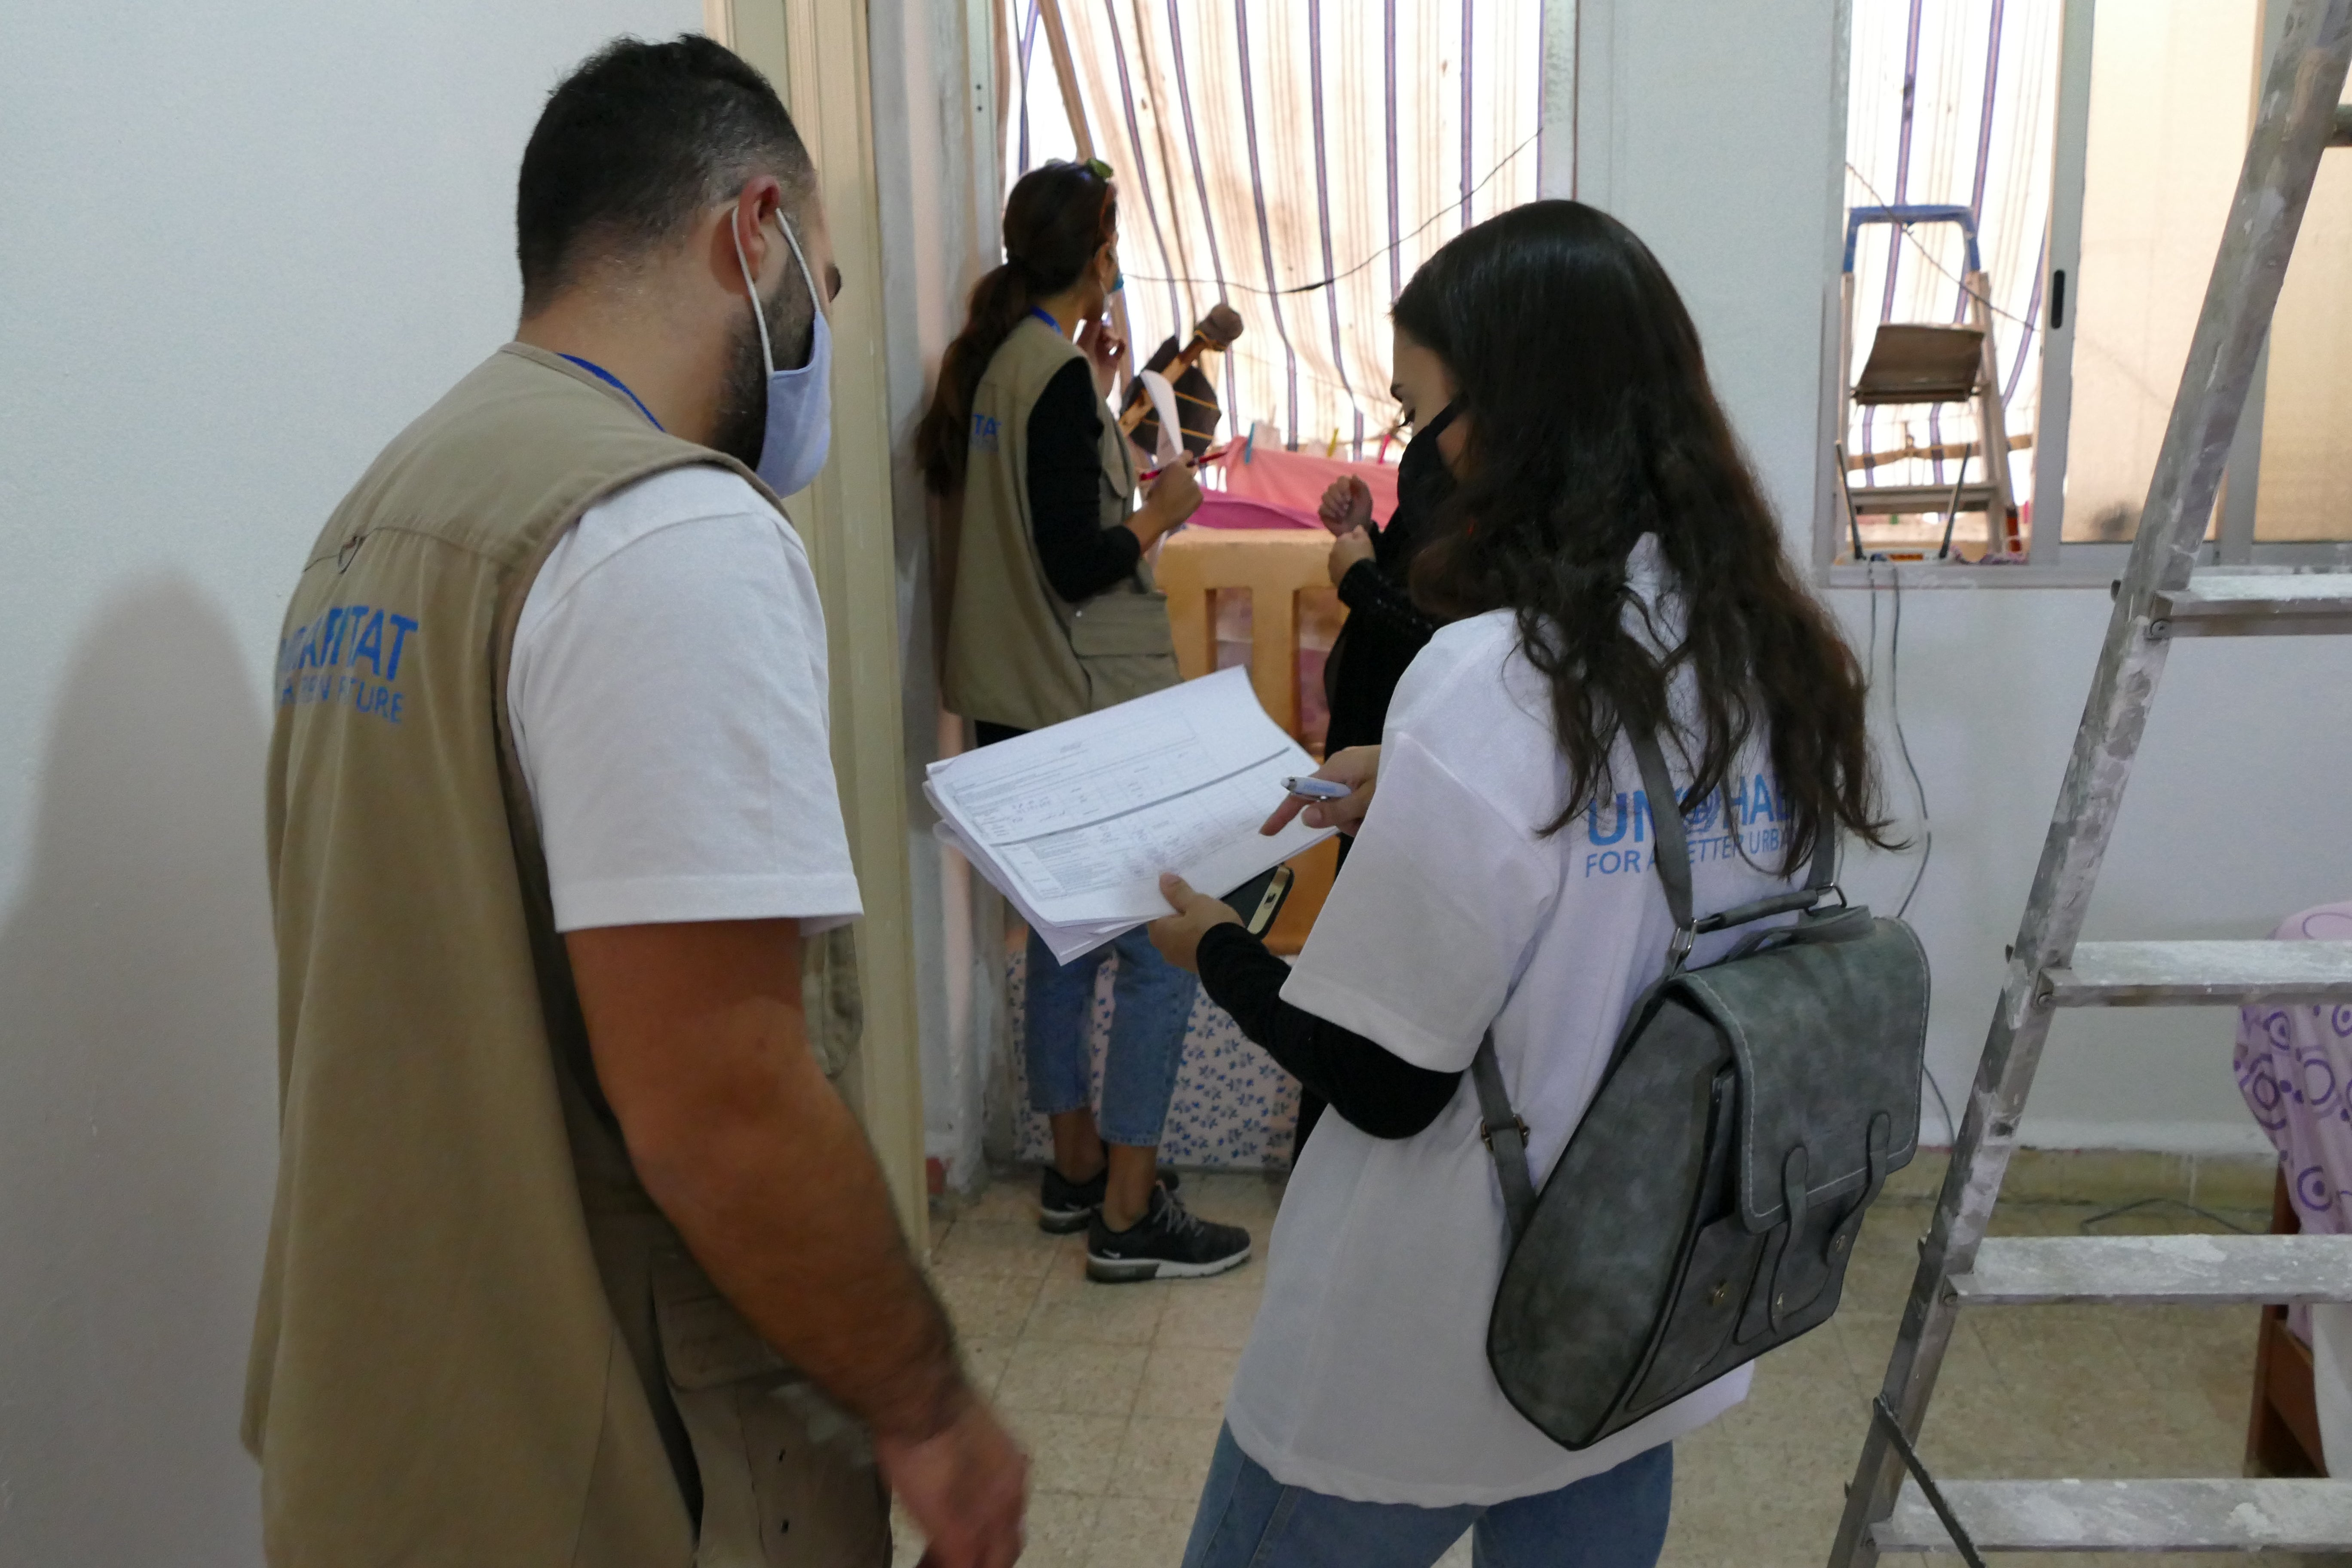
568, 916, 962, 1436
568, 918, 1027, 1568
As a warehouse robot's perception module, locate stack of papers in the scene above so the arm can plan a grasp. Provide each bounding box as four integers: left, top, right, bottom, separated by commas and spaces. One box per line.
927, 667, 1338, 962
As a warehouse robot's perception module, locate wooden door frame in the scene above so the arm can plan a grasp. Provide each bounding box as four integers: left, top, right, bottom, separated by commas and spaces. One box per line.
706, 0, 927, 1238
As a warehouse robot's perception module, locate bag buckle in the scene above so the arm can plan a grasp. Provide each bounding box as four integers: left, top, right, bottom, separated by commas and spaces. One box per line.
1667, 926, 1696, 968
1480, 1115, 1530, 1150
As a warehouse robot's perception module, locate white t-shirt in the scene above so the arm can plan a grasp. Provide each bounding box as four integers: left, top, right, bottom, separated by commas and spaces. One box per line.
508, 465, 863, 934
1225, 538, 1800, 1507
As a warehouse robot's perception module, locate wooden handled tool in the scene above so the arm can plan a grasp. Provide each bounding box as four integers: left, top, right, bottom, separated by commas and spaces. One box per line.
1118, 303, 1243, 434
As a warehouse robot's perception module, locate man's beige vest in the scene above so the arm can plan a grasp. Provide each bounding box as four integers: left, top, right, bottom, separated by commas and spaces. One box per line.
250, 344, 885, 1567
941, 315, 1180, 730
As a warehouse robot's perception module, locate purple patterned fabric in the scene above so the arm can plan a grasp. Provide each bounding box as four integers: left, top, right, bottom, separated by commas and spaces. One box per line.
2235, 903, 2352, 1253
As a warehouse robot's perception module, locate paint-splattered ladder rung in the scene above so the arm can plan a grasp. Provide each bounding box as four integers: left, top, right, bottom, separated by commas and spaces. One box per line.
1950, 1234, 2352, 1306
1875, 1478, 2352, 1553
2150, 570, 2352, 637
2038, 940, 2352, 1005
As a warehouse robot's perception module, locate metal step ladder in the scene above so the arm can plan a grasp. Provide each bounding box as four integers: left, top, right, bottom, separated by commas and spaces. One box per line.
1827, 2, 2352, 1560
1833, 205, 2022, 562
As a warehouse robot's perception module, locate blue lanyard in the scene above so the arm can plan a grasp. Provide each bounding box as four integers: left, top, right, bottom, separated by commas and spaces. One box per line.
1029, 307, 1064, 335
556, 353, 663, 431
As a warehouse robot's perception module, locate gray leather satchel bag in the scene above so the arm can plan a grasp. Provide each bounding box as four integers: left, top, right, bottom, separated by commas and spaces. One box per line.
1472, 730, 1929, 1450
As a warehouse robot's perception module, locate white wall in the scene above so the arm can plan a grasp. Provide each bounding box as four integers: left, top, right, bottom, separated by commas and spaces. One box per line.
0, 3, 695, 1561
866, 0, 1004, 1191
1575, 0, 2352, 1154
1832, 588, 2352, 1155
1573, 0, 1849, 570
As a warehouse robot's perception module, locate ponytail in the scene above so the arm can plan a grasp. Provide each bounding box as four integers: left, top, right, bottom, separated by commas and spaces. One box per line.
916, 261, 1036, 495
915, 159, 1119, 497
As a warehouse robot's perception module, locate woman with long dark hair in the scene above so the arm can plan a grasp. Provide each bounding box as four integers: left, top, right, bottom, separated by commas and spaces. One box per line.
918, 160, 1248, 1282
1149, 200, 1894, 1565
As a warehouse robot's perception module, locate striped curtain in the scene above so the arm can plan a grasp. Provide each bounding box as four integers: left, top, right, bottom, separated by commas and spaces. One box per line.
1001, 0, 1541, 459
1845, 0, 2061, 502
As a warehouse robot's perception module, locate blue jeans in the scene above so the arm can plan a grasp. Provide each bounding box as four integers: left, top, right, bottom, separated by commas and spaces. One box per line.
1023, 923, 1199, 1147
1181, 1425, 1673, 1568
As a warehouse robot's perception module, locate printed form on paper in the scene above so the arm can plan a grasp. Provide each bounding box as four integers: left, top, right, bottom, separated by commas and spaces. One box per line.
925, 667, 1337, 962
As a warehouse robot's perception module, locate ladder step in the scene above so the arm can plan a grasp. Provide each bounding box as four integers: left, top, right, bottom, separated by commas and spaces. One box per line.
2041, 940, 2352, 1006
1877, 1478, 2352, 1553
2151, 570, 2352, 637
1951, 1234, 2352, 1306
1843, 482, 2003, 516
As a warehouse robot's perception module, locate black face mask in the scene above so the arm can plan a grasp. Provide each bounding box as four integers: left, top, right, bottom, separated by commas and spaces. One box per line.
1396, 400, 1460, 525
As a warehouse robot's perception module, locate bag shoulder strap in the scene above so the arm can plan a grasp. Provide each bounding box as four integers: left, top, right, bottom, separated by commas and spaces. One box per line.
1472, 1033, 1537, 1242
1474, 729, 1690, 1245
1627, 728, 1697, 953
1632, 727, 1838, 953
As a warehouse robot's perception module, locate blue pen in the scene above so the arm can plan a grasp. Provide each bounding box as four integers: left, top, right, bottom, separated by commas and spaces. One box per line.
1282, 776, 1352, 801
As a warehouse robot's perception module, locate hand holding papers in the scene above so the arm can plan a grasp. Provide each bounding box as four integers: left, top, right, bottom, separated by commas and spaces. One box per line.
927, 668, 1337, 962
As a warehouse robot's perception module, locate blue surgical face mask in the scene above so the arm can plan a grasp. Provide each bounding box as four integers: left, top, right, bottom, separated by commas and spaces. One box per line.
732, 209, 833, 496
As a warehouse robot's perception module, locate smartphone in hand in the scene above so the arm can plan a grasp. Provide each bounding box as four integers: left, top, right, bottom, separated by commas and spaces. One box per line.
1222, 864, 1296, 937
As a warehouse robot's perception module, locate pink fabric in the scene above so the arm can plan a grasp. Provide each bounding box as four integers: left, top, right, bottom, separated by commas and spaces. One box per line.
1187, 495, 1325, 532
2236, 900, 2352, 1338
1216, 441, 1400, 521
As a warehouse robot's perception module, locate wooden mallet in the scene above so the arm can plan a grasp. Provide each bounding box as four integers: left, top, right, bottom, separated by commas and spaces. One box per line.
1118, 303, 1244, 435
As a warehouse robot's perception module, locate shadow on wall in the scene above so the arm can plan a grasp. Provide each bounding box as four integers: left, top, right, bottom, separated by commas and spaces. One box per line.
0, 580, 276, 1566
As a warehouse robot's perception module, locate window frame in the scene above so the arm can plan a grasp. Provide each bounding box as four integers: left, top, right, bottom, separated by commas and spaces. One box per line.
1817, 0, 2347, 589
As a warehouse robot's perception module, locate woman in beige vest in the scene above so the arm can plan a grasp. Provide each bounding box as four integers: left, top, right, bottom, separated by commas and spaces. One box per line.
918, 160, 1249, 1283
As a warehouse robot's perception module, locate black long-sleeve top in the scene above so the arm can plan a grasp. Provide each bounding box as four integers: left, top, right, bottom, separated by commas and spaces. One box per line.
1321, 416, 1455, 753
1026, 357, 1142, 603
1195, 922, 1461, 1139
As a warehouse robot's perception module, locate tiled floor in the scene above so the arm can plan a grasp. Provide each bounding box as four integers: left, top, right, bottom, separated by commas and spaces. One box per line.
901, 1169, 2340, 1568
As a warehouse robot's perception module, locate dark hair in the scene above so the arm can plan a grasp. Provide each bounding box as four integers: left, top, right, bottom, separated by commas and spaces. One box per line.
517, 36, 815, 316
916, 161, 1118, 495
1396, 201, 1891, 872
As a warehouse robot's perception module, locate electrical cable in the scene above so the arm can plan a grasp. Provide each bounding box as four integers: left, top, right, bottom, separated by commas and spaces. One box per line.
1868, 554, 1954, 1145
1922, 1056, 1958, 1155
2079, 1196, 2253, 1236
1124, 129, 1544, 299
1862, 558, 1935, 921
1886, 564, 1934, 924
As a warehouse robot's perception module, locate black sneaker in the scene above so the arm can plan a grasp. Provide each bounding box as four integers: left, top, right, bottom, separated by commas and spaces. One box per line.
1085, 1186, 1251, 1283
1037, 1164, 1181, 1234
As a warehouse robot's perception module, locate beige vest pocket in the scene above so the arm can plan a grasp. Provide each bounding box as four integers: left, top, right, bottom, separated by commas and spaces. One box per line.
1069, 591, 1182, 709
650, 1252, 888, 1567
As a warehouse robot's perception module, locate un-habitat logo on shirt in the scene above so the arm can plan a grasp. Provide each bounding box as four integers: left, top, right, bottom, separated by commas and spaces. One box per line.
971, 412, 1001, 454
276, 603, 419, 726
1582, 772, 1788, 878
